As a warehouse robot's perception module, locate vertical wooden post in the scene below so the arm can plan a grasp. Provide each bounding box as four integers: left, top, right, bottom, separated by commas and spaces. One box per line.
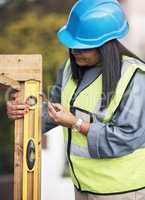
0, 55, 42, 200
14, 83, 24, 200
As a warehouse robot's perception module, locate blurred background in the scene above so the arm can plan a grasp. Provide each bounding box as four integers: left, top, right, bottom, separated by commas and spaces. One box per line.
0, 0, 145, 199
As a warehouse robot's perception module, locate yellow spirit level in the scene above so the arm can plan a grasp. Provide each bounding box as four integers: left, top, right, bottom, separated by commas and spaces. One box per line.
23, 80, 41, 200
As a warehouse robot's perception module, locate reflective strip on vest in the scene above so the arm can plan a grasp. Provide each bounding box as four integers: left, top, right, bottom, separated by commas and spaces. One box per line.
61, 56, 145, 194
65, 139, 91, 158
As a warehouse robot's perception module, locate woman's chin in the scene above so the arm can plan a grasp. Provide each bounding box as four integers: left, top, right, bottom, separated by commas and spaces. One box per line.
76, 60, 87, 66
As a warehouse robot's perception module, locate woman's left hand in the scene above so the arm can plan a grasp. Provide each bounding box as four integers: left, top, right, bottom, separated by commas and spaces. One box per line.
48, 102, 77, 128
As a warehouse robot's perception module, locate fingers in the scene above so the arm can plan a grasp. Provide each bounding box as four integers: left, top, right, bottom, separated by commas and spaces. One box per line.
48, 102, 56, 115
6, 100, 30, 120
7, 102, 29, 112
50, 102, 67, 112
51, 103, 62, 111
48, 102, 70, 125
48, 102, 62, 124
7, 102, 28, 110
7, 114, 24, 120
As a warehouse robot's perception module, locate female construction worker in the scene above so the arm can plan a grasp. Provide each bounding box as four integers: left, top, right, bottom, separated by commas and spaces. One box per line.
7, 0, 145, 199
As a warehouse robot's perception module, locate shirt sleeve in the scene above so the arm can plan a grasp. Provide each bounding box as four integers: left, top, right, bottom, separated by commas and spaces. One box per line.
42, 64, 65, 134
87, 70, 145, 158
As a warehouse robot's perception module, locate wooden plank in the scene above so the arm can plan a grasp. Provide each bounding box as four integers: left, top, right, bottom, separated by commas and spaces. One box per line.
0, 55, 42, 82
0, 74, 20, 90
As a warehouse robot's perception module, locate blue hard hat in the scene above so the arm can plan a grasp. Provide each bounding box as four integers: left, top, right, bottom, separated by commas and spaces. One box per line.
57, 0, 129, 49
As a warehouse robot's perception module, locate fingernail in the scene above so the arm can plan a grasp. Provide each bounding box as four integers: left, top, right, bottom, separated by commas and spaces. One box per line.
24, 109, 29, 113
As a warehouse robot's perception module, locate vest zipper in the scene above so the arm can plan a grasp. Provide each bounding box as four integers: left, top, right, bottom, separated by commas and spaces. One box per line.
67, 83, 81, 190
67, 73, 100, 190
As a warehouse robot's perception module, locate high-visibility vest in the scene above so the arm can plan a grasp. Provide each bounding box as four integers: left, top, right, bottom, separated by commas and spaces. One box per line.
61, 56, 145, 194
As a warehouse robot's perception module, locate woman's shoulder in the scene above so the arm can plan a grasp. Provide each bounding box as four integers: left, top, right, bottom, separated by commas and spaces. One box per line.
119, 56, 145, 93
122, 55, 145, 68
122, 55, 145, 76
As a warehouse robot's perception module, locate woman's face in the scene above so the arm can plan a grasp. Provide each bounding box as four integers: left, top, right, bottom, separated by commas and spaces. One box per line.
71, 48, 100, 67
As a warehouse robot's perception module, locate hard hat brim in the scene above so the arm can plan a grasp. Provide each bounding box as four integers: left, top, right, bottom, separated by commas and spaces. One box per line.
57, 24, 129, 49
57, 26, 100, 49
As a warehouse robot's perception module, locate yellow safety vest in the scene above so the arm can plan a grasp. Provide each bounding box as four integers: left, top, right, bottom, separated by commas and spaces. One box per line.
61, 56, 145, 194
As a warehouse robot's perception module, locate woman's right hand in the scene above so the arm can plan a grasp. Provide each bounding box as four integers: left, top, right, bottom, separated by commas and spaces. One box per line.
6, 93, 30, 120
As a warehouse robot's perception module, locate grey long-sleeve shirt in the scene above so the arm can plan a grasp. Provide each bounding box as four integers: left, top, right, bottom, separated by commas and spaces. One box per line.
42, 59, 145, 159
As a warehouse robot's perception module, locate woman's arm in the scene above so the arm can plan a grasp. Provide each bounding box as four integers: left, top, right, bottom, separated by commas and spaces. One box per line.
87, 70, 145, 158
